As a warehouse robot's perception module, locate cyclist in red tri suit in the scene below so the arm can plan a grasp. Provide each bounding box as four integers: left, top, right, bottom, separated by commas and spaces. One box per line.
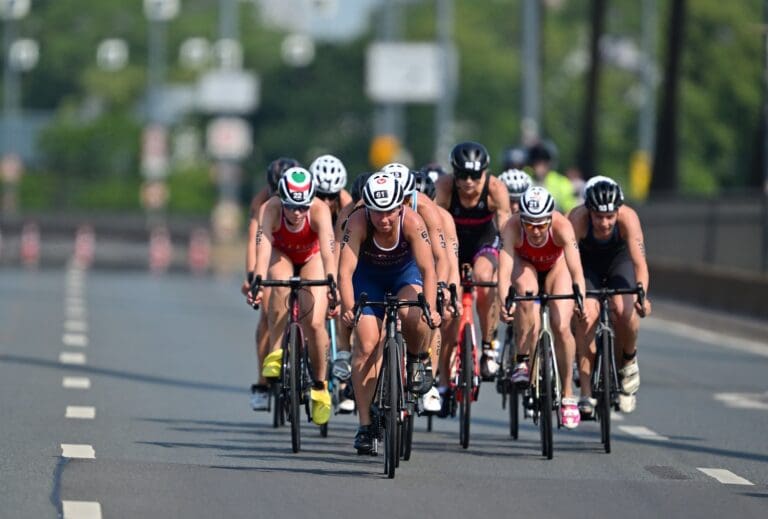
497, 186, 586, 429
250, 167, 339, 426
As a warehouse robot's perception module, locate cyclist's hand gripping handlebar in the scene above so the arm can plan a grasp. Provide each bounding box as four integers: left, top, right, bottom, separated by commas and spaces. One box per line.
417, 293, 437, 329
327, 274, 339, 311
572, 283, 584, 316
249, 275, 263, 310
636, 282, 647, 318
448, 283, 459, 317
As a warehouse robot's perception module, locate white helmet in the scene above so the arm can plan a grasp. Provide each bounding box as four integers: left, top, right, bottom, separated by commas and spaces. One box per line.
498, 169, 532, 199
519, 186, 555, 220
362, 172, 405, 212
309, 154, 347, 194
381, 162, 415, 195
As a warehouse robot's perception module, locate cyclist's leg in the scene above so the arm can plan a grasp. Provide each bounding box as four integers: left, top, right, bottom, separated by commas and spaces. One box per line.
266, 251, 293, 352
512, 258, 540, 356
472, 248, 499, 344
438, 312, 459, 388
398, 283, 431, 356
545, 256, 577, 399
607, 256, 640, 368
351, 313, 383, 427
575, 268, 601, 400
255, 287, 271, 385
298, 254, 329, 382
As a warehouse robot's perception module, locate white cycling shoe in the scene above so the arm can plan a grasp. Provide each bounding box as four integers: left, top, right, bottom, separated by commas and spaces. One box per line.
250, 385, 269, 411
420, 386, 442, 413
620, 359, 640, 395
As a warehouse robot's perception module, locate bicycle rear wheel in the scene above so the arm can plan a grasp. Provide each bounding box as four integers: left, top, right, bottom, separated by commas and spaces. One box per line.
288, 323, 302, 453
503, 327, 519, 440
539, 334, 553, 460
383, 337, 399, 479
272, 382, 282, 428
401, 412, 413, 461
459, 325, 473, 449
597, 331, 613, 453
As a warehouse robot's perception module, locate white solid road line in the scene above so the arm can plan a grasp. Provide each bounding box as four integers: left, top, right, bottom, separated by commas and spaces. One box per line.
66, 307, 87, 319
62, 501, 102, 519
63, 377, 91, 389
65, 321, 88, 333
611, 411, 624, 422
61, 444, 95, 459
66, 406, 96, 419
697, 468, 754, 485
59, 352, 86, 365
645, 318, 768, 359
618, 425, 670, 441
62, 333, 89, 348
713, 392, 768, 411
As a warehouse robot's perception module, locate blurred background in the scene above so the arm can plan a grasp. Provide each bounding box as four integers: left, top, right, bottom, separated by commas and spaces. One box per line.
0, 0, 766, 316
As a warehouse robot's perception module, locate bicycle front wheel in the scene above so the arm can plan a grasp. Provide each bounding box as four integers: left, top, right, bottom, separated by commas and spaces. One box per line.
383, 337, 400, 479
288, 323, 302, 453
503, 327, 519, 440
597, 331, 613, 453
539, 334, 553, 460
459, 325, 473, 449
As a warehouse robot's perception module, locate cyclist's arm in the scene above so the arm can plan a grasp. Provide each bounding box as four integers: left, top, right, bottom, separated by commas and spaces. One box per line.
497, 215, 519, 308
245, 188, 271, 277
619, 206, 650, 293
417, 195, 451, 283
438, 207, 460, 286
253, 198, 279, 281
434, 175, 452, 210
339, 189, 352, 208
567, 205, 589, 241
338, 211, 363, 316
404, 209, 437, 311
489, 175, 512, 232
311, 200, 337, 281
553, 212, 586, 297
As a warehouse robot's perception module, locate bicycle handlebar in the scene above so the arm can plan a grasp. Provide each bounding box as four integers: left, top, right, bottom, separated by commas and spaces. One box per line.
586, 282, 646, 317
460, 263, 497, 289
505, 283, 584, 315
353, 292, 434, 328
250, 274, 338, 310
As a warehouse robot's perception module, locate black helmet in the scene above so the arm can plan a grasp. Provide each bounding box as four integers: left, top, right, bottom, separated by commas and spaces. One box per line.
350, 172, 371, 204
527, 143, 552, 164
267, 157, 301, 192
585, 178, 624, 212
502, 147, 528, 170
412, 169, 436, 200
450, 141, 490, 174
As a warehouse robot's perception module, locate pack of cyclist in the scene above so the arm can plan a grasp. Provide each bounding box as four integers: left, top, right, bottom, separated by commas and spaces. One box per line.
243, 141, 651, 452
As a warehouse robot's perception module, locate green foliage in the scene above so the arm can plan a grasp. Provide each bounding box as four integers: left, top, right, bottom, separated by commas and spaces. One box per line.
166, 166, 216, 214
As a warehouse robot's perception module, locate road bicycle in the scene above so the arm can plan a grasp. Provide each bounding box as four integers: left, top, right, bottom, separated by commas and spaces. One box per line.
353, 292, 432, 479
505, 284, 582, 459
497, 322, 519, 439
251, 274, 337, 453
584, 283, 645, 453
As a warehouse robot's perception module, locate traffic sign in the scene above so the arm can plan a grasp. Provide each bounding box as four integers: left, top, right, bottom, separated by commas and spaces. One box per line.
206, 117, 252, 161
366, 42, 445, 103
196, 70, 260, 114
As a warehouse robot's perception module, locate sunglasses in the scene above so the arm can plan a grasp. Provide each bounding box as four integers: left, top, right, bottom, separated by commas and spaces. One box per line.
521, 218, 551, 231
455, 170, 484, 180
284, 203, 310, 212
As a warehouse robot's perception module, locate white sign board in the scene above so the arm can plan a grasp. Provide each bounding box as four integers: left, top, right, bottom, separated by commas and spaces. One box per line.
196, 70, 260, 114
0, 0, 30, 20
206, 117, 253, 161
144, 0, 180, 21
97, 39, 129, 71
366, 42, 444, 103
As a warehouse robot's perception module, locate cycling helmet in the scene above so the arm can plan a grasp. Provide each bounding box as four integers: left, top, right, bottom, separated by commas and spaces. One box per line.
381, 162, 414, 194
519, 186, 555, 220
501, 147, 528, 170
585, 178, 624, 212
278, 167, 316, 206
450, 141, 490, 174
362, 171, 405, 212
498, 169, 532, 199
350, 172, 371, 204
527, 143, 552, 164
420, 162, 446, 183
309, 154, 347, 194
412, 169, 436, 200
267, 157, 301, 192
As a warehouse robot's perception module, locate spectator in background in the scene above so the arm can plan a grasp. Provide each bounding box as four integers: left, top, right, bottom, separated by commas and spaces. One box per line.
566, 166, 586, 207
527, 142, 578, 213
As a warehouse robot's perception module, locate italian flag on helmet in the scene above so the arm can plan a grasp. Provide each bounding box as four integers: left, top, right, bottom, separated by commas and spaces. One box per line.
279, 167, 316, 206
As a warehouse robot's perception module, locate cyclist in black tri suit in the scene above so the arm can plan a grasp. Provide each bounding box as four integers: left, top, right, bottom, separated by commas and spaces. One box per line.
568, 176, 651, 416
435, 142, 511, 382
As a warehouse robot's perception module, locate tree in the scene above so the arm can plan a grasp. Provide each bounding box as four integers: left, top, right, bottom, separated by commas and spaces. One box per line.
577, 0, 607, 177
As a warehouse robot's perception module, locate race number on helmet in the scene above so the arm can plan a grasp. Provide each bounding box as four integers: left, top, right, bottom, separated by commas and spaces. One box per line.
362, 171, 405, 212
278, 167, 316, 206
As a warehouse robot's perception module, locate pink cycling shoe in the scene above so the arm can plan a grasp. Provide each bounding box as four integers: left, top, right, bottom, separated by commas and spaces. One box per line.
561, 398, 581, 429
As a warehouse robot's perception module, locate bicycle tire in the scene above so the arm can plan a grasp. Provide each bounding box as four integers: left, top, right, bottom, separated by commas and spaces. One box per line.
272, 382, 282, 428
598, 331, 612, 453
539, 334, 553, 460
384, 337, 399, 479
426, 414, 433, 432
320, 423, 328, 438
401, 412, 413, 461
459, 325, 473, 449
288, 323, 302, 453
503, 326, 519, 440
509, 384, 519, 440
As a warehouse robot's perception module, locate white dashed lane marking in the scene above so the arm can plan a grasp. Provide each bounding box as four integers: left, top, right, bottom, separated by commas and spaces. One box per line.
697, 468, 754, 485
61, 444, 95, 459
66, 406, 96, 420
618, 425, 669, 441
62, 333, 89, 348
66, 307, 87, 319
713, 392, 768, 411
62, 501, 102, 519
64, 321, 88, 333
63, 377, 91, 389
59, 352, 87, 365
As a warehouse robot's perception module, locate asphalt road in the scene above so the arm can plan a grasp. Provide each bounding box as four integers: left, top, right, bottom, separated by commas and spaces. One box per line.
1, 266, 767, 518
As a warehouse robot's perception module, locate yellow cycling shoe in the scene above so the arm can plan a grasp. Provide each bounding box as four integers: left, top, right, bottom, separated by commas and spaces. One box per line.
310, 386, 332, 426
262, 348, 283, 379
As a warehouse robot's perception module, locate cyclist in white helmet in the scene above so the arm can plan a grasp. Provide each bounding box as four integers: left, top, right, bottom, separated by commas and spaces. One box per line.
339, 172, 441, 454
309, 154, 353, 229
497, 186, 587, 429
498, 168, 533, 213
